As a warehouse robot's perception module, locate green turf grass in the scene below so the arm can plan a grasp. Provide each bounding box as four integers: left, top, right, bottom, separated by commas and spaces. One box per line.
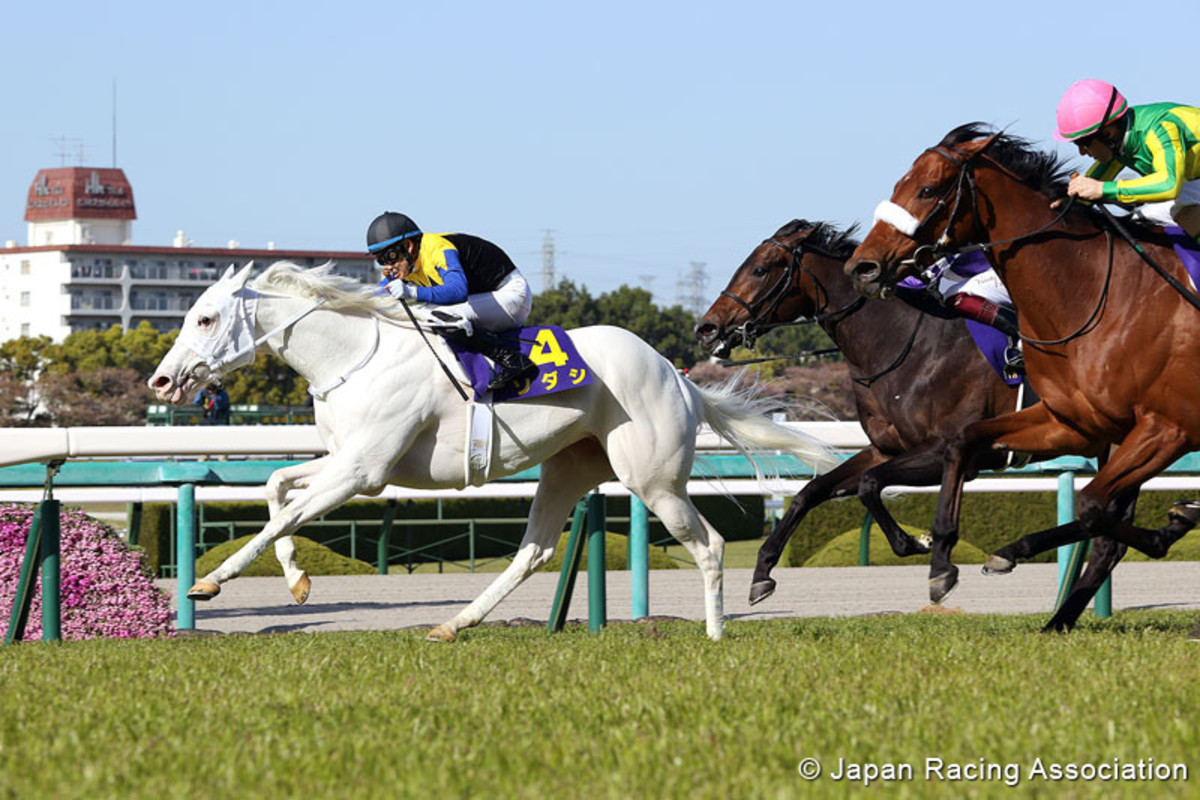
0, 611, 1195, 798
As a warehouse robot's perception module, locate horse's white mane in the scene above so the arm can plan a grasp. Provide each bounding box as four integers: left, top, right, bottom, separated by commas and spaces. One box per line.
252, 261, 410, 321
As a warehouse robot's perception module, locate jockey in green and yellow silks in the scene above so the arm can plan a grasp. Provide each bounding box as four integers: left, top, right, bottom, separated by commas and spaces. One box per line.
1055, 79, 1200, 244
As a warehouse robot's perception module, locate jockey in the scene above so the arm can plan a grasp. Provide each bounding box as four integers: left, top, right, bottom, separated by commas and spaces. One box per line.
929, 251, 1024, 378
1054, 79, 1200, 244
366, 211, 538, 392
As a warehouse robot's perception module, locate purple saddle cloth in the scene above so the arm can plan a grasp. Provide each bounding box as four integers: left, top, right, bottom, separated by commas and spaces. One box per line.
897, 252, 1020, 386
1165, 226, 1200, 291
447, 324, 594, 402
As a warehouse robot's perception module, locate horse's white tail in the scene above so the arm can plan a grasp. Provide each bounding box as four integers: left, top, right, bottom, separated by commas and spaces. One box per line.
683, 376, 840, 477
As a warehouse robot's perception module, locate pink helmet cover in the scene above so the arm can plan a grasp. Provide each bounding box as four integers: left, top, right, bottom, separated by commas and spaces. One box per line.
1055, 79, 1129, 142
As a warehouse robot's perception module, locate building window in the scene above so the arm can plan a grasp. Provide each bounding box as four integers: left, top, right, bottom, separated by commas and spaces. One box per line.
20, 324, 29, 337
19, 291, 30, 307
19, 261, 30, 275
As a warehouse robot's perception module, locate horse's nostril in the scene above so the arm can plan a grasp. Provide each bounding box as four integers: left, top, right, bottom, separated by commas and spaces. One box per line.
150, 375, 171, 389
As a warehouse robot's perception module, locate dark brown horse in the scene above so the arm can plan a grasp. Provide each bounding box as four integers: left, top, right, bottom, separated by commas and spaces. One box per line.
696, 220, 1027, 607
846, 123, 1198, 612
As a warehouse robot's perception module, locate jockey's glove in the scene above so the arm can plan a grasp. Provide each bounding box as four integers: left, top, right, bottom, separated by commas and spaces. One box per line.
386, 280, 419, 301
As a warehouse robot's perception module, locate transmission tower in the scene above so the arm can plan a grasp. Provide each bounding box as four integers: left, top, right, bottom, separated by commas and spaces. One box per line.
541, 230, 556, 292
675, 261, 708, 316
638, 273, 657, 302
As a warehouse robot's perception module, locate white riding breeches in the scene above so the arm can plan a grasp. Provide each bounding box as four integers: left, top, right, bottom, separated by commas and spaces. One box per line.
437, 270, 533, 332
1131, 179, 1200, 227
936, 263, 1013, 307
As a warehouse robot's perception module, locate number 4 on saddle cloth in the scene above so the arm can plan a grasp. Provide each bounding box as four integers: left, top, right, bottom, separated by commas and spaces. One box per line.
446, 325, 594, 402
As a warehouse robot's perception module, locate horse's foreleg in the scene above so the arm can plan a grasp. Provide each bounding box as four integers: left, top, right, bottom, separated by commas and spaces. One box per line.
930, 404, 1088, 604
750, 447, 887, 605
857, 440, 962, 558
429, 440, 615, 642
264, 457, 333, 604
190, 454, 377, 600
1042, 536, 1128, 633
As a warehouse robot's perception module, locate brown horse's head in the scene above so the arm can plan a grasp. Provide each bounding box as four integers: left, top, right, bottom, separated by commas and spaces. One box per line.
846, 124, 1006, 298
695, 220, 859, 357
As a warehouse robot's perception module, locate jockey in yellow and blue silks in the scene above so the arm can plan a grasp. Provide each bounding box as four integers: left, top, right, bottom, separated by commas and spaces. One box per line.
1055, 79, 1200, 244
367, 211, 537, 393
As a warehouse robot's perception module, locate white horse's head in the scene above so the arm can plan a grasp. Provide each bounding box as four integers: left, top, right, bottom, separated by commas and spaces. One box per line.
148, 262, 258, 403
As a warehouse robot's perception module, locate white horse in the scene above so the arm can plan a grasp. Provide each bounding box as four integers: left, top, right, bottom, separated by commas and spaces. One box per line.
148, 262, 836, 641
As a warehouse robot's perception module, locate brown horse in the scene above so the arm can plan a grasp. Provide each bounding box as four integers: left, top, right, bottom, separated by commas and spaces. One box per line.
696, 220, 1028, 607
846, 123, 1199, 610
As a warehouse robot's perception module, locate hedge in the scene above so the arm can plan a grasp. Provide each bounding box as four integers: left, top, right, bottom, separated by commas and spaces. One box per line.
133, 494, 765, 577
195, 535, 375, 577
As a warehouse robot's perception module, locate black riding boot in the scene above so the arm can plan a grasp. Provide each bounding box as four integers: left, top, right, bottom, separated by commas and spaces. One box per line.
446, 329, 538, 392
950, 294, 1024, 375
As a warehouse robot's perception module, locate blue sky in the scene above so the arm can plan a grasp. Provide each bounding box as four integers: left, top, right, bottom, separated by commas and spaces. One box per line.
3, 1, 1195, 306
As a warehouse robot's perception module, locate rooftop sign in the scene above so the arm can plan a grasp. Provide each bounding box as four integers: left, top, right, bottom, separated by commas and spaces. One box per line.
24, 167, 137, 222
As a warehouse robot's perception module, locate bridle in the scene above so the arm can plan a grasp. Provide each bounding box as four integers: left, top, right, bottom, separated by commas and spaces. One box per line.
874, 138, 1114, 348
718, 237, 864, 349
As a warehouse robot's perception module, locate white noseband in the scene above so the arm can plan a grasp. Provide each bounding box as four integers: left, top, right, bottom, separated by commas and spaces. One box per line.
873, 200, 921, 238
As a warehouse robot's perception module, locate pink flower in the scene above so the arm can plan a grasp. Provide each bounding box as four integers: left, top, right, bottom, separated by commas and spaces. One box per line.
0, 504, 174, 641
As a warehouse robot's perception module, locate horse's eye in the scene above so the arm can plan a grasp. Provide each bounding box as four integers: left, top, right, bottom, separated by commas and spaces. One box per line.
198, 316, 213, 328
918, 186, 938, 199
752, 266, 770, 277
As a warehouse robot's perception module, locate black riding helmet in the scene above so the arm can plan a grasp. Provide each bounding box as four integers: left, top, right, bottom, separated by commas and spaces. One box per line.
366, 212, 422, 265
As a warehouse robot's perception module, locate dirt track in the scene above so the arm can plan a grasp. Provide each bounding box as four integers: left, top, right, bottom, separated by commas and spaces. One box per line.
159, 562, 1200, 635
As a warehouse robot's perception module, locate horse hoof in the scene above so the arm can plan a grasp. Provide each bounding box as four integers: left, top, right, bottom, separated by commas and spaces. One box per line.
290, 572, 311, 605
187, 580, 221, 601
982, 555, 1016, 576
917, 534, 933, 551
748, 579, 776, 606
929, 569, 959, 605
425, 625, 458, 643
1168, 499, 1200, 528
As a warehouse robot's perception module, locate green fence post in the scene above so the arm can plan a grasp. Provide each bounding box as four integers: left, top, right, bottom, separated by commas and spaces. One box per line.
630, 495, 649, 620
858, 511, 873, 567
1055, 472, 1076, 592
587, 492, 607, 633
1095, 571, 1113, 617
126, 502, 142, 546
378, 499, 397, 575
3, 503, 44, 646
176, 484, 196, 631
39, 499, 60, 643
548, 500, 588, 632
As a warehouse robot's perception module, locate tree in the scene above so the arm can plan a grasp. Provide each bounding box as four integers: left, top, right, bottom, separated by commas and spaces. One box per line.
38, 367, 151, 426
530, 280, 704, 368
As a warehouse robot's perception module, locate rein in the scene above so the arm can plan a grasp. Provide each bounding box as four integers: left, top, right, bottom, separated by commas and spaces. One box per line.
886, 144, 1122, 349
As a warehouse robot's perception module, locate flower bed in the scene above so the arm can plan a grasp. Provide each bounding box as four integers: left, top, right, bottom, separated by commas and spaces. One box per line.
0, 504, 173, 641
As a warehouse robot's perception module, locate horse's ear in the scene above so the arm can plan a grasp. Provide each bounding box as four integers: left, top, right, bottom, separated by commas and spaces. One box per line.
228, 261, 255, 288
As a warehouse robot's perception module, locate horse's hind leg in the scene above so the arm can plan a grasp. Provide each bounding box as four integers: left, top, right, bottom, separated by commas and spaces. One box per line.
638, 488, 726, 640
751, 447, 887, 605
427, 439, 615, 642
